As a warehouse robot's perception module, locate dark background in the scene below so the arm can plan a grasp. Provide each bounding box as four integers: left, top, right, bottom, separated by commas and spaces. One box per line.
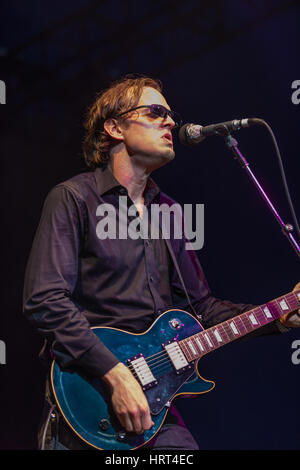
0, 0, 299, 450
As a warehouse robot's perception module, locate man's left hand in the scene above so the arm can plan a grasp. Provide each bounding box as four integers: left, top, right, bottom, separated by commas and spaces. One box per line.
279, 282, 300, 328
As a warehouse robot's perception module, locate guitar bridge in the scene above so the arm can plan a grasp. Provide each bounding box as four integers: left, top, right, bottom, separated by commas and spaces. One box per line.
127, 354, 158, 391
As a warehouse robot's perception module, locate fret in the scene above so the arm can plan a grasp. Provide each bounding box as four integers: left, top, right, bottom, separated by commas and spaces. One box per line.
234, 316, 247, 335
208, 330, 220, 348
253, 307, 268, 326
228, 318, 240, 336
212, 327, 224, 344
189, 338, 201, 359
194, 335, 206, 354
186, 339, 197, 358
260, 304, 273, 321
218, 323, 232, 343
268, 300, 282, 320
231, 317, 244, 335
207, 330, 219, 349
241, 312, 255, 331
288, 292, 300, 310
203, 332, 214, 349
180, 341, 193, 361
186, 340, 197, 360
275, 296, 292, 316
278, 298, 289, 311
273, 300, 284, 318
248, 311, 260, 326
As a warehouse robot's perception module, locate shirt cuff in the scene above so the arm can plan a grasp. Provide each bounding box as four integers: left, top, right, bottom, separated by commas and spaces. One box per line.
76, 341, 120, 377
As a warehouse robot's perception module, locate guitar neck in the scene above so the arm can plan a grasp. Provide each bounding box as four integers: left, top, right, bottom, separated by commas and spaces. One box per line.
179, 289, 300, 362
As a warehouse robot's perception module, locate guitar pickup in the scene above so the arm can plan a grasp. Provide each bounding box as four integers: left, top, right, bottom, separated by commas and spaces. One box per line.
127, 354, 158, 391
163, 339, 191, 374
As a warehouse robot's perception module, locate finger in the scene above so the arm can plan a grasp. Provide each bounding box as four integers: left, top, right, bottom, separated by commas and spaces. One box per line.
130, 409, 144, 435
116, 408, 134, 433
122, 413, 134, 433
293, 282, 300, 292
140, 406, 154, 431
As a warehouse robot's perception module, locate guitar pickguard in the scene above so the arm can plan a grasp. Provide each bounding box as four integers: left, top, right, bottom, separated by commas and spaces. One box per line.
146, 362, 196, 414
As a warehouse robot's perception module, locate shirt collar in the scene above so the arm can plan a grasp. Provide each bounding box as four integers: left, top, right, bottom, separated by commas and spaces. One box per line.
94, 165, 121, 195
94, 166, 161, 205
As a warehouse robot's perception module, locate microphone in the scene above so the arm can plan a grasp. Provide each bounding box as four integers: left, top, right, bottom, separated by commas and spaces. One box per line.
179, 118, 263, 146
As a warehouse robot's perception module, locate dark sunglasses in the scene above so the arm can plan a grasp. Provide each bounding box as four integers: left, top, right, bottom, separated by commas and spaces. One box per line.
114, 104, 182, 128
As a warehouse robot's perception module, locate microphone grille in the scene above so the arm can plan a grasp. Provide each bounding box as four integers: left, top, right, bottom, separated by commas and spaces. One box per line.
178, 123, 198, 147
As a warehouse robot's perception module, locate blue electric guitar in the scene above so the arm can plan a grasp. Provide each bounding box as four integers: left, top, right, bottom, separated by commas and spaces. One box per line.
51, 289, 299, 450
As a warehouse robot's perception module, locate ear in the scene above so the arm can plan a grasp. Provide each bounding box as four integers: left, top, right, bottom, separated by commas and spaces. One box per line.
104, 118, 124, 142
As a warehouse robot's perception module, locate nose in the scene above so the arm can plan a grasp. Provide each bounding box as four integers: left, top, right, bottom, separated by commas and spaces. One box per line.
163, 113, 176, 130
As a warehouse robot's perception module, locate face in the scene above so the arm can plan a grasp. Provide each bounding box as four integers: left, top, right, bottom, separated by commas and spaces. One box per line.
118, 87, 176, 171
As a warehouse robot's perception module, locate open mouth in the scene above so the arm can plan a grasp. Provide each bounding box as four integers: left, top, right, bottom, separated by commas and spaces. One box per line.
163, 134, 173, 145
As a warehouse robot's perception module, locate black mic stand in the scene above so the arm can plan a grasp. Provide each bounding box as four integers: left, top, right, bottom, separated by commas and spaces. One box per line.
214, 125, 300, 260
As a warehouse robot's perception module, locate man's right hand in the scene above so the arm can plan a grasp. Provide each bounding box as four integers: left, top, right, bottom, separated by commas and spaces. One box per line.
102, 362, 154, 434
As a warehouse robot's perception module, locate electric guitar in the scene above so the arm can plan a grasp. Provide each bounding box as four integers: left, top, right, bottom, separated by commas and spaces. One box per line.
51, 289, 300, 450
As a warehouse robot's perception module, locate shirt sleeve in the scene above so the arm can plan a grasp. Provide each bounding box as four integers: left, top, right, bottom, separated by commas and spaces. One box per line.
23, 184, 120, 377
172, 239, 286, 337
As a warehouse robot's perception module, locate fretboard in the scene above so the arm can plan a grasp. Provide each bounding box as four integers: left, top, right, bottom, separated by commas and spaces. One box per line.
179, 289, 300, 362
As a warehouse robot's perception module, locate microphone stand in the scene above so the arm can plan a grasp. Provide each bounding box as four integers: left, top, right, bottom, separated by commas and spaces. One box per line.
218, 128, 300, 260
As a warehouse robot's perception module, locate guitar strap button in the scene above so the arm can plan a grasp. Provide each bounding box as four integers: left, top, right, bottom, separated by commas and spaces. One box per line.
116, 430, 127, 441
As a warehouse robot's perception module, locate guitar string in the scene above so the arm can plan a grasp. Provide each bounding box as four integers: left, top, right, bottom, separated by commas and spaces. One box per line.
127, 292, 299, 375
128, 361, 173, 379
125, 292, 298, 376
128, 311, 281, 376
128, 307, 282, 372
127, 353, 172, 372
130, 311, 274, 375
127, 356, 174, 378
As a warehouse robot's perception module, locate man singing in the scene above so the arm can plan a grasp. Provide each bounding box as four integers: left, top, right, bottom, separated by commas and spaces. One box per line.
23, 75, 300, 450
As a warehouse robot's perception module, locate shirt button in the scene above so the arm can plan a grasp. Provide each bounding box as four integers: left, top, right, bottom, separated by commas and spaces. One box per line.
149, 276, 154, 283
157, 309, 163, 315
119, 187, 127, 195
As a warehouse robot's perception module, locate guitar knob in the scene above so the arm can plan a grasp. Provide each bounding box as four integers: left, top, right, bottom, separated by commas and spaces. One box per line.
116, 430, 127, 441
169, 318, 181, 329
99, 419, 110, 431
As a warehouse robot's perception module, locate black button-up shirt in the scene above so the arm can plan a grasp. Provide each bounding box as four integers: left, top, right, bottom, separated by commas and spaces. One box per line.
23, 167, 280, 377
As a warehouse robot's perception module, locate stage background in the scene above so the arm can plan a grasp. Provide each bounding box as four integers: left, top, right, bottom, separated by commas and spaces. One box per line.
0, 0, 299, 449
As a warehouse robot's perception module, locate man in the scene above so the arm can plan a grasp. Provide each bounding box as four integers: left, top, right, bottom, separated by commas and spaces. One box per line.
23, 75, 300, 450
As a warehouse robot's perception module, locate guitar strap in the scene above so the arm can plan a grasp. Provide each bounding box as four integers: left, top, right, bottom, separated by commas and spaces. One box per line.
160, 218, 202, 322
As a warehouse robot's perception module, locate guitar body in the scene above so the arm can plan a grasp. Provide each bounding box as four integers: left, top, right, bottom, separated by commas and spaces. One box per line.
51, 309, 215, 450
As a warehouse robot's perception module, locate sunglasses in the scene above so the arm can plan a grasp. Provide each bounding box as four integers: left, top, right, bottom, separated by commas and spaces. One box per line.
114, 104, 182, 129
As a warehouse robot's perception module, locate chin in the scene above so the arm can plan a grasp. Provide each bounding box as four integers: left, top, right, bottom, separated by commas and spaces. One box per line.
162, 149, 175, 162
135, 148, 175, 171
151, 150, 175, 170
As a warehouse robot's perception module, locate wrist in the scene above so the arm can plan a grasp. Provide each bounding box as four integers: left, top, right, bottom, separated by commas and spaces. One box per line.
102, 362, 123, 388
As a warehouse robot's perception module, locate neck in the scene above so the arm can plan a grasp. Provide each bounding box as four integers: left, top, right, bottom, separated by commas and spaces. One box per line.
179, 289, 300, 363
108, 150, 150, 205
